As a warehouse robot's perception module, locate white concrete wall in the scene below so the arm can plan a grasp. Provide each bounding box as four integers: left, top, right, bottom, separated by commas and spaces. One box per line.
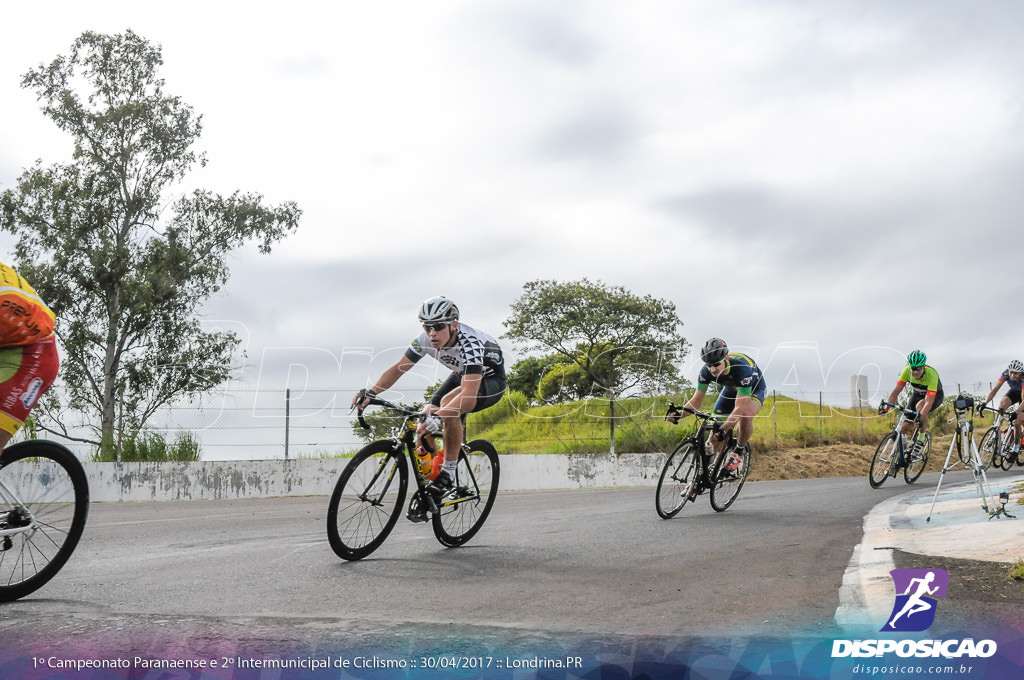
80, 452, 668, 502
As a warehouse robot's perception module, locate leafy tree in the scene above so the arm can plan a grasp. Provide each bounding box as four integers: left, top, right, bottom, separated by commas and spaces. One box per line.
0, 30, 301, 460
504, 279, 687, 452
506, 354, 574, 402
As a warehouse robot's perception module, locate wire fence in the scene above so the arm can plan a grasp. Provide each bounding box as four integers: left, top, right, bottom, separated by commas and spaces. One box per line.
40, 381, 999, 461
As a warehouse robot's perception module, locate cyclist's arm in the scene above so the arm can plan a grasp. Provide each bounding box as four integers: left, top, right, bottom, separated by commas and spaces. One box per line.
918, 392, 937, 422
885, 380, 907, 406
983, 377, 1005, 405
352, 355, 418, 408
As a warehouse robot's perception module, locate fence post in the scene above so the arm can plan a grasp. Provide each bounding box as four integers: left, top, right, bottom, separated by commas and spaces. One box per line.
858, 388, 864, 442
819, 391, 824, 445
773, 390, 779, 449
285, 388, 290, 460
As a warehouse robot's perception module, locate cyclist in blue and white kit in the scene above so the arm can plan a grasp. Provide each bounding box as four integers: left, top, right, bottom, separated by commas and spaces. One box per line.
667, 338, 766, 473
353, 296, 506, 498
979, 359, 1024, 461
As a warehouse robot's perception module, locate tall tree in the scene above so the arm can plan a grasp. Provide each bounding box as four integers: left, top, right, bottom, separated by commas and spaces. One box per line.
0, 30, 302, 460
504, 279, 687, 453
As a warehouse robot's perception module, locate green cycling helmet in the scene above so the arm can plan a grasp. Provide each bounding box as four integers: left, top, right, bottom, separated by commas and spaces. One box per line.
907, 350, 927, 368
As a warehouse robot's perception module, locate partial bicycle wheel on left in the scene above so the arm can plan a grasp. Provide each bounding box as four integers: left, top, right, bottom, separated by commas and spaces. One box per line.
0, 440, 90, 601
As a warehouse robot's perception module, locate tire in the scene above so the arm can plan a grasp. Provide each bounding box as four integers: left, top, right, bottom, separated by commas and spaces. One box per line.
904, 433, 930, 484
327, 440, 407, 561
710, 444, 750, 512
1001, 432, 1018, 471
869, 432, 898, 488
0, 440, 89, 602
979, 427, 1003, 469
432, 440, 499, 547
655, 440, 700, 519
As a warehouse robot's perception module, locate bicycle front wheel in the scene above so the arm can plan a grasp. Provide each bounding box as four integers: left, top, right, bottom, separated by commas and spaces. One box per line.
1000, 435, 1018, 471
0, 440, 89, 602
904, 433, 930, 484
655, 440, 699, 519
869, 433, 898, 488
432, 440, 499, 548
710, 445, 750, 512
979, 427, 1003, 469
327, 440, 408, 561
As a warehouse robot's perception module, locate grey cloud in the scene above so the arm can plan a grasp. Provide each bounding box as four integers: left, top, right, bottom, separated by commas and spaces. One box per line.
502, 7, 599, 65
535, 103, 640, 163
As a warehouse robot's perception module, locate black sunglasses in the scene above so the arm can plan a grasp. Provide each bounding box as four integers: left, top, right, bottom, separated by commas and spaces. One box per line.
423, 322, 450, 332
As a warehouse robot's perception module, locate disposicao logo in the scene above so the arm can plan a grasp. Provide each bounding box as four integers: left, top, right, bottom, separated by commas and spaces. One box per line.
832, 568, 998, 659
881, 568, 949, 632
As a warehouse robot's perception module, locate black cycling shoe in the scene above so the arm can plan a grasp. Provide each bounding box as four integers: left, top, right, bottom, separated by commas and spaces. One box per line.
426, 470, 454, 500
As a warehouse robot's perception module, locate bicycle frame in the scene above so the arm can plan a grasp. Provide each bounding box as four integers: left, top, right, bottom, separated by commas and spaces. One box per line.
881, 402, 921, 468
672, 404, 734, 487
355, 398, 483, 515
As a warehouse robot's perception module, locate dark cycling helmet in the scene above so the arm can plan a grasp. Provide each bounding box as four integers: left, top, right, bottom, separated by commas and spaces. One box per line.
700, 337, 729, 365
418, 296, 460, 324
907, 350, 927, 368
1008, 359, 1023, 373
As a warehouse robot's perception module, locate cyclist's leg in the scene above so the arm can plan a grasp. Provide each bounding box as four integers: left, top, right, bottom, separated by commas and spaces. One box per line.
429, 375, 505, 485
1007, 392, 1023, 456
711, 390, 736, 457
902, 393, 925, 439
426, 373, 464, 465
733, 384, 766, 448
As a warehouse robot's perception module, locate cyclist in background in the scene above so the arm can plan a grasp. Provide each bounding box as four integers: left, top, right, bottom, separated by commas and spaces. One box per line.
352, 296, 506, 500
879, 350, 944, 452
0, 262, 59, 453
666, 338, 766, 474
979, 359, 1023, 462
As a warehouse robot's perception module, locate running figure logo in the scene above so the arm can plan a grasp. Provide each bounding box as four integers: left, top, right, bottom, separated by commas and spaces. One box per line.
881, 568, 949, 632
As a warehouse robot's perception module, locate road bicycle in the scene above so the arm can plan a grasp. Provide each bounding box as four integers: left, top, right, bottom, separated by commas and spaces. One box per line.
326, 397, 499, 560
978, 404, 1023, 471
0, 440, 89, 601
869, 402, 931, 488
655, 403, 751, 518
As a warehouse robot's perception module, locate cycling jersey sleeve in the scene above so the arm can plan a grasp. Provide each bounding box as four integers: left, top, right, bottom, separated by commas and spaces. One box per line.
404, 334, 428, 363
0, 263, 56, 347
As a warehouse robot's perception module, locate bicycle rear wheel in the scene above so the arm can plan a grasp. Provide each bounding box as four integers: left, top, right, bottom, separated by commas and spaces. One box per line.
0, 440, 89, 602
869, 433, 898, 488
979, 427, 1003, 469
432, 440, 499, 547
710, 445, 750, 512
327, 440, 407, 561
655, 440, 699, 519
904, 433, 930, 483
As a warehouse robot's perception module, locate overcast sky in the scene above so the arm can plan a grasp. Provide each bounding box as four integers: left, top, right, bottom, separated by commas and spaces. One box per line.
2, 1, 1023, 419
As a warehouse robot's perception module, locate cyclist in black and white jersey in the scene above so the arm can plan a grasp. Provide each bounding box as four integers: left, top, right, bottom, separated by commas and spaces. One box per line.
352, 296, 506, 498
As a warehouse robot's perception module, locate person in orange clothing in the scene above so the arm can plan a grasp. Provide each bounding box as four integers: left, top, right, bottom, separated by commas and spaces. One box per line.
0, 261, 59, 452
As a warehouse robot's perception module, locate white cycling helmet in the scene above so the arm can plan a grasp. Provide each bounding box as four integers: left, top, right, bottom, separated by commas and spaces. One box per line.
418, 296, 459, 324
1008, 359, 1023, 373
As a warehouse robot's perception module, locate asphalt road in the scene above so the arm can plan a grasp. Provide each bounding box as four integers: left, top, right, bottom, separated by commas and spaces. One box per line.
3, 473, 971, 653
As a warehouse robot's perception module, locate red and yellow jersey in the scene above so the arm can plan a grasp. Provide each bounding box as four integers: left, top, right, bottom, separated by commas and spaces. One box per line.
0, 262, 55, 347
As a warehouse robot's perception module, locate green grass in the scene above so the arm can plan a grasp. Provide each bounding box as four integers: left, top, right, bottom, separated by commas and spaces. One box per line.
463, 390, 932, 455
1008, 555, 1024, 582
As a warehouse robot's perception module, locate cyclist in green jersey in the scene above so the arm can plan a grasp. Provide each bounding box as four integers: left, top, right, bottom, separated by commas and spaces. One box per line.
879, 349, 944, 443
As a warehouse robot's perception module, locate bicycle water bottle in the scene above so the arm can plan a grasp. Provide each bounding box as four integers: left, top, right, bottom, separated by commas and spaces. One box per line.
416, 445, 433, 478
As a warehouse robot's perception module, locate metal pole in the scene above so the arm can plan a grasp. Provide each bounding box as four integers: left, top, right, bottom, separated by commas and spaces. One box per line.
858, 389, 865, 442
773, 390, 779, 449
285, 388, 290, 460
819, 391, 824, 445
